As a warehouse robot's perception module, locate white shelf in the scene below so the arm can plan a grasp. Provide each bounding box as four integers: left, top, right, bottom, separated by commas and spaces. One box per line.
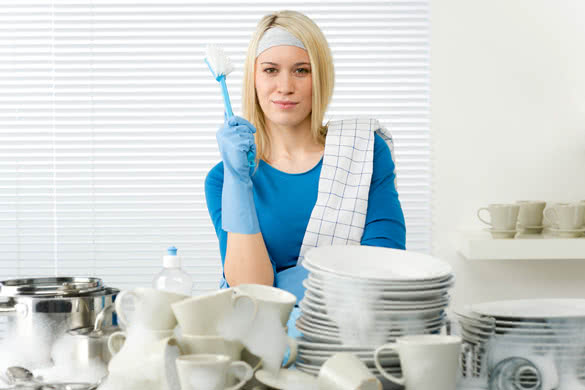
456, 230, 585, 261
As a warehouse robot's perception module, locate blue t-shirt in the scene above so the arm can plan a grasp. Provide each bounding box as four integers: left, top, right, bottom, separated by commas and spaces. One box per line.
204, 132, 406, 302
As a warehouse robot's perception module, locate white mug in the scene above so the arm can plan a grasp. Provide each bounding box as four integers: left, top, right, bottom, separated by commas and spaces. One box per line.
374, 335, 461, 390
233, 284, 297, 327
171, 288, 258, 335
175, 354, 253, 390
544, 202, 585, 230
108, 335, 182, 390
179, 335, 245, 362
115, 287, 188, 330
477, 204, 520, 230
108, 328, 174, 357
318, 352, 381, 390
516, 200, 546, 228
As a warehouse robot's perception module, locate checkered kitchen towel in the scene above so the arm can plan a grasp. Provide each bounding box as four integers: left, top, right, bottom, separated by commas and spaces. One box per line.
296, 117, 396, 264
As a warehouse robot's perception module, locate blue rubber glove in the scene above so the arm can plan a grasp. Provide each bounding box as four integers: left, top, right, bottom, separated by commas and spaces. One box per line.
217, 115, 260, 234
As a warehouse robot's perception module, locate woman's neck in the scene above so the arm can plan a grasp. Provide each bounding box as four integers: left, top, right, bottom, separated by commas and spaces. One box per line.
265, 115, 322, 163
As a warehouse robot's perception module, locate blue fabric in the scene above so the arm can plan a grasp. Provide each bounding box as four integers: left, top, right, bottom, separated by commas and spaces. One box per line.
204, 132, 406, 297
217, 116, 260, 234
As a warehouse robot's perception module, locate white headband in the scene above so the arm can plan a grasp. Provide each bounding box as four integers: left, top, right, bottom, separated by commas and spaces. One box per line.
256, 27, 306, 58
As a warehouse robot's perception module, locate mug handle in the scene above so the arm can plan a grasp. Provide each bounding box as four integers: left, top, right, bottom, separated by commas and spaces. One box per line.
374, 343, 405, 386
282, 337, 298, 368
477, 208, 491, 226
225, 361, 253, 390
107, 331, 127, 356
543, 208, 558, 227
114, 290, 137, 328
232, 291, 259, 324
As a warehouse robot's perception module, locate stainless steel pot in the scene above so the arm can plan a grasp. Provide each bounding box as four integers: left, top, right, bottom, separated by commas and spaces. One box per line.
0, 277, 119, 348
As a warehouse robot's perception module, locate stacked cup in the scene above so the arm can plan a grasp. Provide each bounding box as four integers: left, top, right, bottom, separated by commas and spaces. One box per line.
543, 202, 585, 238
478, 201, 585, 239
170, 284, 298, 390
105, 287, 189, 390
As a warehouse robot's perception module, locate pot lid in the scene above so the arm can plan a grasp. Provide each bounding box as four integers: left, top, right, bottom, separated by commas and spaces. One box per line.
0, 277, 104, 297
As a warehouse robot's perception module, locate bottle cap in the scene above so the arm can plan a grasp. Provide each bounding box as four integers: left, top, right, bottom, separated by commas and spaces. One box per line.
163, 246, 181, 268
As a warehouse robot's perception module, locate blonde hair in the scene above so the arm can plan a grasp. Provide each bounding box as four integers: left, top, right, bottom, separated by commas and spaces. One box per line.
242, 10, 335, 166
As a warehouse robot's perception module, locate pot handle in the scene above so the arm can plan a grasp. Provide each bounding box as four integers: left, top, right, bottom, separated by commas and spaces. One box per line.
94, 303, 115, 331
0, 299, 16, 316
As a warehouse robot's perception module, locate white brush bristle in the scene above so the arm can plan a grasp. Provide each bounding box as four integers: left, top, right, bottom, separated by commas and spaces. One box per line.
205, 44, 234, 77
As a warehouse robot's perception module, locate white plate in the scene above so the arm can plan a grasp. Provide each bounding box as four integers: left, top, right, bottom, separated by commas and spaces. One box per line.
297, 339, 377, 352
296, 320, 443, 343
300, 296, 449, 315
297, 353, 400, 368
304, 279, 452, 299
304, 287, 451, 308
471, 299, 585, 319
303, 293, 450, 311
303, 245, 452, 281
298, 315, 445, 334
295, 361, 384, 377
255, 368, 316, 390
308, 272, 455, 288
299, 300, 445, 323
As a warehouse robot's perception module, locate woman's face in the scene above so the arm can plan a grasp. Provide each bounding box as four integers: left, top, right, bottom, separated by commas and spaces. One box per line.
254, 45, 313, 129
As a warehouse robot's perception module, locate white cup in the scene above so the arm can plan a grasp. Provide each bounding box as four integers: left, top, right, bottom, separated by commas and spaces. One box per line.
544, 202, 585, 230
516, 201, 546, 228
374, 335, 461, 390
233, 284, 297, 327
175, 354, 253, 390
477, 204, 520, 230
171, 288, 258, 335
318, 352, 381, 390
115, 287, 189, 330
179, 335, 245, 362
108, 328, 175, 357
108, 335, 182, 390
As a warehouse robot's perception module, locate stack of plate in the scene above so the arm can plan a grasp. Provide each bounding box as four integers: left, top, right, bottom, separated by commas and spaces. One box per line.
296, 245, 454, 386
456, 299, 585, 390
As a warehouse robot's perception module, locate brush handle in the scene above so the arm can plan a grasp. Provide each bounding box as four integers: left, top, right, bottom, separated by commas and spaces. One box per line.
219, 76, 255, 168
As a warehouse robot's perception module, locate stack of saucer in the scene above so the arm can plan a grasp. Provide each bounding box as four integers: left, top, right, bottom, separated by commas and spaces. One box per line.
297, 245, 454, 385
456, 299, 585, 390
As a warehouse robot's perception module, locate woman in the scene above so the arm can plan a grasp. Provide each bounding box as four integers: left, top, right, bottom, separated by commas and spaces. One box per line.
204, 10, 406, 304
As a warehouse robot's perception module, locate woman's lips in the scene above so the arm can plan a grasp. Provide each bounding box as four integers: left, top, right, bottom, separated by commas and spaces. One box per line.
273, 101, 298, 109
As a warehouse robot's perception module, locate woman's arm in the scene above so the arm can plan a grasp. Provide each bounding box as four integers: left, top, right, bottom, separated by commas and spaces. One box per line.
361, 132, 407, 249
224, 232, 274, 286
205, 162, 275, 287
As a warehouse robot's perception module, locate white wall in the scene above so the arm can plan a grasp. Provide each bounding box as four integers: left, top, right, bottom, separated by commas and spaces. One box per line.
431, 0, 585, 311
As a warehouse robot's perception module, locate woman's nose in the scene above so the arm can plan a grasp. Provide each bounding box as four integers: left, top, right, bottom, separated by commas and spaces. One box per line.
276, 73, 294, 93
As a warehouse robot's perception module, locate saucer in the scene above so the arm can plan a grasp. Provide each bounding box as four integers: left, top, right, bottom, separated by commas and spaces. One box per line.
255, 368, 317, 390
548, 227, 585, 238
518, 225, 544, 234
484, 228, 517, 239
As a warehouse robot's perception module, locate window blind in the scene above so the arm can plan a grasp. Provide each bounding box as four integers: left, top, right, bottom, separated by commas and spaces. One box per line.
0, 0, 431, 295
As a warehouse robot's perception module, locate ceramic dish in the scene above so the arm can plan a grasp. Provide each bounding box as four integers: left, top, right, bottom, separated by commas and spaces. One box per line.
302, 245, 452, 281
471, 299, 585, 319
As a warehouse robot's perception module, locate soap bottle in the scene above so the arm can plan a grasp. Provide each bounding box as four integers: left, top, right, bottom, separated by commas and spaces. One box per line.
152, 246, 193, 295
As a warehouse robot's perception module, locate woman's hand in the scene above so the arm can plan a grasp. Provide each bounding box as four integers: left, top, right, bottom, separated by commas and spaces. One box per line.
217, 115, 260, 234
217, 115, 257, 182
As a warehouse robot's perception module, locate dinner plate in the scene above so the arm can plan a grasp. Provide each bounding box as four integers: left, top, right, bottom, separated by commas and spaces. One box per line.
302, 294, 450, 312
299, 300, 445, 323
295, 361, 385, 377
304, 279, 452, 299
308, 272, 456, 288
300, 297, 448, 315
296, 320, 443, 343
297, 314, 445, 333
255, 368, 316, 390
303, 288, 451, 308
471, 299, 585, 319
303, 245, 452, 281
297, 339, 378, 352
297, 353, 400, 368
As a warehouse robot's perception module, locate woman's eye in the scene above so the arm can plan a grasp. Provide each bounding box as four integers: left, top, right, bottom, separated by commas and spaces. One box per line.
264, 68, 276, 73
296, 68, 310, 74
